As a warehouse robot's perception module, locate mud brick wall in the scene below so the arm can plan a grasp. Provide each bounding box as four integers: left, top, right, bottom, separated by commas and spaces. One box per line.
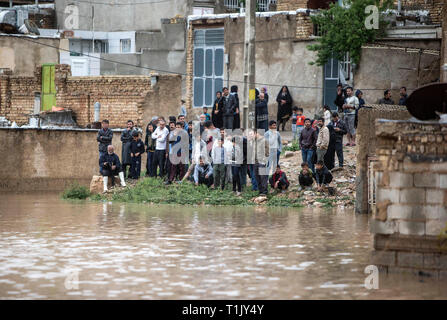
0, 68, 41, 125
276, 0, 309, 10
355, 105, 411, 214
0, 65, 182, 128
370, 120, 447, 278
296, 11, 314, 40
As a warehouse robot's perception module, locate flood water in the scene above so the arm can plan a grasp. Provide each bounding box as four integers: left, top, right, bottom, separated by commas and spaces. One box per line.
0, 193, 446, 300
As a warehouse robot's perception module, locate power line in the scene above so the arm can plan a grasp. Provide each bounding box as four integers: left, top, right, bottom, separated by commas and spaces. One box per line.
62, 0, 173, 6
12, 34, 416, 92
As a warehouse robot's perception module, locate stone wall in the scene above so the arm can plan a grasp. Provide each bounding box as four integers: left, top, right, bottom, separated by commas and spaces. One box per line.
441, 2, 447, 82
370, 120, 447, 278
0, 128, 125, 192
295, 11, 314, 40
355, 105, 411, 214
276, 0, 308, 10
0, 65, 182, 128
395, 0, 445, 25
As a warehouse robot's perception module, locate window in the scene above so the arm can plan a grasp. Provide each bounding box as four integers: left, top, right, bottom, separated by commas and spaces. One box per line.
193, 28, 224, 108
120, 39, 131, 53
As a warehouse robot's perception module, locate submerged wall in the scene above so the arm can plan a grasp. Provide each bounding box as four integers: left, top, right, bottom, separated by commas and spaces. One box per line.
0, 128, 128, 192
370, 120, 447, 278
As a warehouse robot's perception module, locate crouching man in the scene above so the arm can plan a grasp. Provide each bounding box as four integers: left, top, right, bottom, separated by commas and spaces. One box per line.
194, 156, 213, 187
99, 145, 126, 192
314, 160, 334, 194
269, 165, 290, 193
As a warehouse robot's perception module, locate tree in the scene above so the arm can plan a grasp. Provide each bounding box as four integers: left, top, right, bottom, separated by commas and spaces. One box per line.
307, 0, 393, 66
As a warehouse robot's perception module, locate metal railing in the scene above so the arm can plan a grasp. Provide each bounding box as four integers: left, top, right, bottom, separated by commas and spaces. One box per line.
223, 0, 276, 12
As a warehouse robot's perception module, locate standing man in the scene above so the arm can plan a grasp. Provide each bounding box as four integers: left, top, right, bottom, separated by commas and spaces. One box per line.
151, 119, 169, 178
120, 120, 135, 178
316, 117, 329, 162
254, 131, 270, 196
378, 90, 395, 105
342, 86, 359, 147
222, 87, 234, 130
299, 118, 318, 174
265, 120, 282, 168
129, 131, 145, 180
230, 85, 240, 129
398, 87, 408, 106
330, 112, 347, 169
97, 119, 113, 161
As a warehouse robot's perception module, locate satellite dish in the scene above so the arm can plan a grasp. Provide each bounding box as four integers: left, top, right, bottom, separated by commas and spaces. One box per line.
24, 19, 40, 35
406, 83, 447, 120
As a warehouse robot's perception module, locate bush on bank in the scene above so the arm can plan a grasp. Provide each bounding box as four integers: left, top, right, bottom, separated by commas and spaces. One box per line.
61, 183, 91, 200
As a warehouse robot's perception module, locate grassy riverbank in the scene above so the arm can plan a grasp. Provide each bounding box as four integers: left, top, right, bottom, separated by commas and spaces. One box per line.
65, 177, 304, 207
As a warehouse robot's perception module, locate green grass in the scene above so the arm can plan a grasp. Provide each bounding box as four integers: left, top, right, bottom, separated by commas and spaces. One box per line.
61, 183, 91, 200
282, 140, 300, 153
90, 177, 307, 208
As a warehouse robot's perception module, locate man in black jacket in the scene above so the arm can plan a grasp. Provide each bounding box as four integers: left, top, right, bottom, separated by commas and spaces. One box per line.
329, 112, 347, 168
315, 160, 333, 192
99, 145, 126, 192
223, 86, 236, 129
130, 131, 145, 179
299, 118, 318, 174
97, 119, 113, 159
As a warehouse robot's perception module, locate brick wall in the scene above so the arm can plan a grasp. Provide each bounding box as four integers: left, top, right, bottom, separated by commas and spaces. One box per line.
395, 0, 445, 25
295, 11, 314, 39
0, 64, 182, 128
276, 0, 309, 10
370, 120, 447, 278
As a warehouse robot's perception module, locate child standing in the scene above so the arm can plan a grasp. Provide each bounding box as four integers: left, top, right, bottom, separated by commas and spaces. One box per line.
130, 131, 145, 179
203, 107, 211, 122
291, 106, 298, 141
296, 108, 306, 144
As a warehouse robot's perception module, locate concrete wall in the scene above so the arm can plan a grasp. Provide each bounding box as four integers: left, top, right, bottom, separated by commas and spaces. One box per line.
356, 39, 441, 105
0, 35, 59, 76
0, 128, 125, 191
355, 105, 411, 214
370, 120, 447, 278
55, 0, 192, 31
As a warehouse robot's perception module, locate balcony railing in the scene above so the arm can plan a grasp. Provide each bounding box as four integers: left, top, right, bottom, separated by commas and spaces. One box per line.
223, 0, 277, 12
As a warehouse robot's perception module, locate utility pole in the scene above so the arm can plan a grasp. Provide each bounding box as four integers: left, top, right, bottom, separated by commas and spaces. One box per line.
242, 0, 256, 130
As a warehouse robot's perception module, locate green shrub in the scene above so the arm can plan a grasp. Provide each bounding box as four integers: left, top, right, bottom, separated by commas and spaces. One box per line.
62, 183, 91, 200
283, 140, 300, 152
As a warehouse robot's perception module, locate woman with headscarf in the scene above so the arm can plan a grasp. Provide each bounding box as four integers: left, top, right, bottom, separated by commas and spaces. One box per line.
324, 123, 337, 170
276, 85, 293, 131
212, 91, 223, 129
261, 86, 269, 104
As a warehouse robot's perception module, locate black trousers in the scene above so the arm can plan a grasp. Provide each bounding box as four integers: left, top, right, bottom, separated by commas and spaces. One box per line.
199, 175, 213, 187
130, 155, 141, 179
152, 150, 166, 177
223, 116, 233, 130
334, 141, 344, 167
100, 168, 121, 185
255, 163, 268, 195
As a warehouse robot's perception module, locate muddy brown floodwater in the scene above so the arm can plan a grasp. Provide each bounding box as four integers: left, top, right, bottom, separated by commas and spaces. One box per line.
0, 193, 446, 300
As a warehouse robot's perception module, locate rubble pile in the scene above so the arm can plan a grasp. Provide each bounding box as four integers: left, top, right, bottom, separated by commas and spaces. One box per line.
278, 140, 356, 209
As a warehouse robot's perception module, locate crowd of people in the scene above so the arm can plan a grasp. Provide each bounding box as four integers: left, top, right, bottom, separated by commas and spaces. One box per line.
95, 83, 408, 196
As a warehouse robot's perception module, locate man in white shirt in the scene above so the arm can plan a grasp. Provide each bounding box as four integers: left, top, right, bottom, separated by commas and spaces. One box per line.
342, 86, 359, 147
151, 119, 169, 177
